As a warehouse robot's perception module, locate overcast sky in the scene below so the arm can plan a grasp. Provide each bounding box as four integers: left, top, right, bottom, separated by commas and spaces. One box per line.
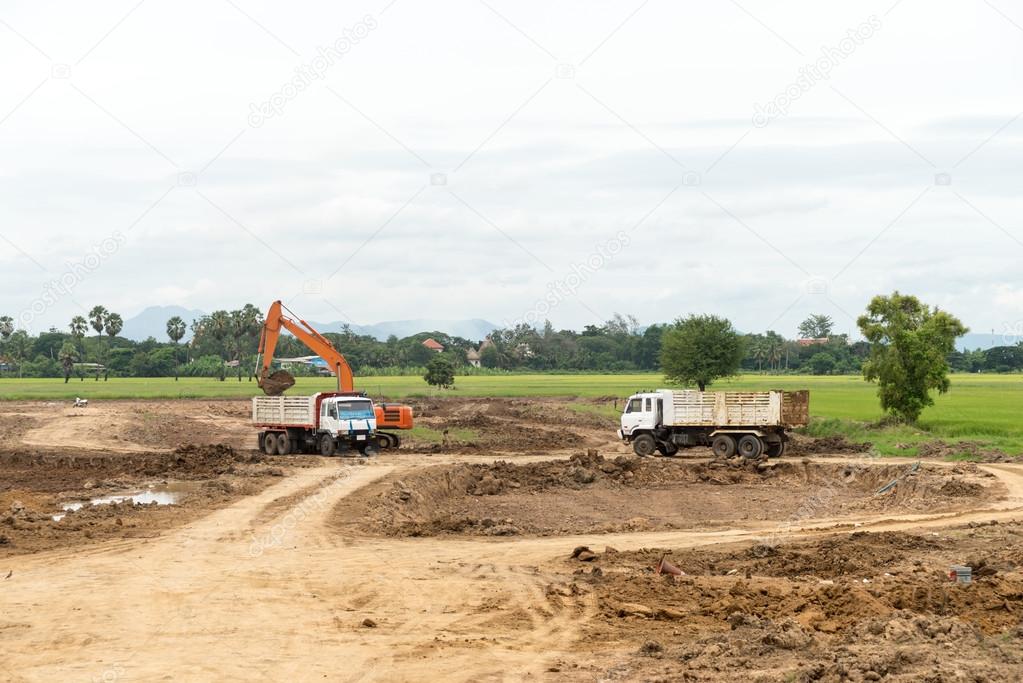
2, 0, 1022, 340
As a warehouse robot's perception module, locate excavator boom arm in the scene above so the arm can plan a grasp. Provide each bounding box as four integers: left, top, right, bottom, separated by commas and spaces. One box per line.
258, 300, 354, 392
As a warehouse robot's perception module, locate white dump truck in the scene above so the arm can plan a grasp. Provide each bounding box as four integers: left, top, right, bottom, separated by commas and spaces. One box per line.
253, 392, 378, 456
618, 389, 809, 458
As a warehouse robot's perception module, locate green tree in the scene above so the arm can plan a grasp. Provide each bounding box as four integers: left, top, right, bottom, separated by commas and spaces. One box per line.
58, 340, 78, 383
660, 314, 744, 391
798, 314, 834, 339
423, 355, 455, 389
6, 330, 31, 377
807, 351, 836, 375
88, 305, 107, 343
0, 315, 13, 340
857, 292, 967, 423
104, 312, 123, 340
70, 315, 88, 338
207, 310, 230, 380
166, 316, 186, 380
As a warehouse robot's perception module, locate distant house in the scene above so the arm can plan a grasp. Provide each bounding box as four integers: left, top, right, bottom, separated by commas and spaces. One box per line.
796, 337, 830, 347
465, 348, 481, 368
278, 355, 332, 375
422, 338, 445, 353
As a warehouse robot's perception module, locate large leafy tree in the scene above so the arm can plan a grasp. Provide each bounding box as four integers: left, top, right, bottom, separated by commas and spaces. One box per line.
798, 313, 834, 339
857, 292, 967, 423
0, 315, 15, 340
423, 355, 455, 389
660, 314, 744, 391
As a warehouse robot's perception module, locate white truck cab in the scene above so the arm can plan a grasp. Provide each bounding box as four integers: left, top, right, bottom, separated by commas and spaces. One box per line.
618, 392, 663, 439
319, 395, 377, 440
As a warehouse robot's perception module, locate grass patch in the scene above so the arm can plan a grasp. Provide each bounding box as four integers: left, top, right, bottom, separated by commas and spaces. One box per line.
407, 426, 478, 444
1, 374, 1020, 454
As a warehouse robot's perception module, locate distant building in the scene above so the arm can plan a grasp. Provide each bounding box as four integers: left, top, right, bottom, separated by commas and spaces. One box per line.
422, 338, 445, 353
465, 348, 481, 368
796, 337, 830, 347
278, 355, 332, 375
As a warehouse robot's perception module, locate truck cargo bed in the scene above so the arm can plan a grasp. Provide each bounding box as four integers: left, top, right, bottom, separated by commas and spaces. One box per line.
252, 395, 316, 427
665, 390, 808, 428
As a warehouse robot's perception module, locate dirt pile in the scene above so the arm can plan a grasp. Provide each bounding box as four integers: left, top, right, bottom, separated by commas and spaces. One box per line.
789, 433, 874, 455
915, 439, 1022, 462
334, 457, 1000, 538
566, 523, 1023, 681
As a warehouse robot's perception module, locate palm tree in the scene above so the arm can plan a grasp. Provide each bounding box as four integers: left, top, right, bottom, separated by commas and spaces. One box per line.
6, 330, 31, 378
166, 316, 186, 381
58, 341, 78, 383
88, 306, 107, 339
767, 339, 783, 371
229, 304, 262, 381
104, 312, 123, 340
208, 310, 230, 380
70, 316, 88, 338
0, 315, 13, 340
750, 339, 768, 371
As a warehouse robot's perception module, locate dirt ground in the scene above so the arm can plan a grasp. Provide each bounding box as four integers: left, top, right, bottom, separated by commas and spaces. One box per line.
0, 396, 1021, 681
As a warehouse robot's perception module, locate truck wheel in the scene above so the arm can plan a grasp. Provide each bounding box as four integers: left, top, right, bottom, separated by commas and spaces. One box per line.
711, 435, 736, 458
276, 432, 290, 455
359, 441, 379, 457
632, 434, 656, 457
657, 443, 679, 457
263, 432, 278, 455
766, 439, 786, 458
738, 435, 764, 459
319, 435, 336, 457
376, 434, 393, 449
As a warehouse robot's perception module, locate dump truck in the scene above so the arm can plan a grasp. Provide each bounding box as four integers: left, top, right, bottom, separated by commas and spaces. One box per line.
253, 392, 378, 456
618, 389, 809, 458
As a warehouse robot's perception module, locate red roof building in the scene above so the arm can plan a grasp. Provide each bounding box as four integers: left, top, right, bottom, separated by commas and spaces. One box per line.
422, 338, 445, 352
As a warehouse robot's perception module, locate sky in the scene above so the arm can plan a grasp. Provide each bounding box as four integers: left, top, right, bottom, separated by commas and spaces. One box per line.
2, 0, 1023, 341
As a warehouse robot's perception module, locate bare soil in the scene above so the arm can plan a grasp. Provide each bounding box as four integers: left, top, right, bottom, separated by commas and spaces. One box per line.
554, 523, 1023, 681
334, 452, 1003, 537
0, 395, 1021, 681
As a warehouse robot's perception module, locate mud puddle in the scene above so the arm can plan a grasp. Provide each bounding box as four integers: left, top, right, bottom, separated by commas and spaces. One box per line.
53, 481, 200, 521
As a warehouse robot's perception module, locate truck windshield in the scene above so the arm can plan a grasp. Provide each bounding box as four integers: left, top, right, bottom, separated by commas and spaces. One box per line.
625, 398, 643, 414
336, 401, 374, 419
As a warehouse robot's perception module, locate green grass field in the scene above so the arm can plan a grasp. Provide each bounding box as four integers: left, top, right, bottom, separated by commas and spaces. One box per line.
1, 373, 1020, 455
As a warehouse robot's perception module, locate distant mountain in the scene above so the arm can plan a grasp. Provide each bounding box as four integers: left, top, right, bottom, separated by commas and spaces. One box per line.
312, 318, 500, 342
957, 332, 1022, 351
121, 306, 205, 342
121, 306, 499, 343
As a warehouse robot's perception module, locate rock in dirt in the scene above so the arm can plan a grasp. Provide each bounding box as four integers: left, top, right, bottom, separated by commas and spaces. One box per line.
361, 618, 377, 628
571, 546, 598, 561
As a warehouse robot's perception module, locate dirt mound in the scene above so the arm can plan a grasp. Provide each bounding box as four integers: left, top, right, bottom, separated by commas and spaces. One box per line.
569, 525, 1023, 680
789, 433, 873, 455
334, 457, 999, 538
916, 439, 1022, 462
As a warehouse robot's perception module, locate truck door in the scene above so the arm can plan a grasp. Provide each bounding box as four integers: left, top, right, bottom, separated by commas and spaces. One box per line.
320, 399, 340, 436
655, 397, 663, 428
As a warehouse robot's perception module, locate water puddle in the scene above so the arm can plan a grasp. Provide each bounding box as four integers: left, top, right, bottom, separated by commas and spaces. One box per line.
53, 482, 197, 522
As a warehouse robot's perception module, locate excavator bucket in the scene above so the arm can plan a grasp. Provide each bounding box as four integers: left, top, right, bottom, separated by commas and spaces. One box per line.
258, 370, 296, 396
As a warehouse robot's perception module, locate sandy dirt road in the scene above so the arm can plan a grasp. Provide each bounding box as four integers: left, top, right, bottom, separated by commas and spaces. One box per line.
2, 456, 1022, 682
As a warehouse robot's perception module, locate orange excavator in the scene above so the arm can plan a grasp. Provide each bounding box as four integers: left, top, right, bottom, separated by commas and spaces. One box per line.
255, 300, 413, 448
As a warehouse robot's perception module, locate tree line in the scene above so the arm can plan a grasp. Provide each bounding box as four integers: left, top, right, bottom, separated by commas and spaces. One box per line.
0, 299, 1019, 384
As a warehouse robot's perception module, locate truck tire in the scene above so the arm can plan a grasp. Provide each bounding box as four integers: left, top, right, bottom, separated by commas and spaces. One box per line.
765, 438, 786, 458
319, 434, 336, 457
376, 433, 393, 449
711, 435, 736, 458
632, 434, 656, 457
657, 443, 679, 457
276, 432, 290, 455
738, 435, 764, 459
263, 432, 279, 455
359, 441, 379, 457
